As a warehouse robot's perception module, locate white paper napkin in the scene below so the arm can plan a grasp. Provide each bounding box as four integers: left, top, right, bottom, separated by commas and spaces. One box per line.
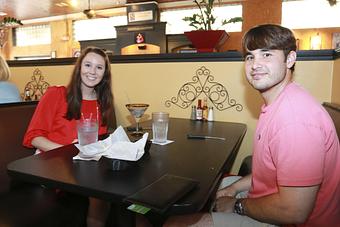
73, 126, 148, 161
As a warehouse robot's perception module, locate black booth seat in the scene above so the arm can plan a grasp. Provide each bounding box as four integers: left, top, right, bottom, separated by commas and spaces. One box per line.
0, 101, 88, 227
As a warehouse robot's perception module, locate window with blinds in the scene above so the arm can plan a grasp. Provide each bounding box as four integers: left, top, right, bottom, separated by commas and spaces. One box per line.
282, 0, 340, 29
73, 16, 127, 41
13, 24, 51, 46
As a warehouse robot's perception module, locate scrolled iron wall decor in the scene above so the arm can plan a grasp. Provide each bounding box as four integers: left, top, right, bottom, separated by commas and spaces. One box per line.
24, 68, 50, 100
165, 66, 243, 111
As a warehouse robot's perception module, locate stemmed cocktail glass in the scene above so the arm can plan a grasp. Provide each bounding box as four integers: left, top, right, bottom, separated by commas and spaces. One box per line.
126, 103, 149, 136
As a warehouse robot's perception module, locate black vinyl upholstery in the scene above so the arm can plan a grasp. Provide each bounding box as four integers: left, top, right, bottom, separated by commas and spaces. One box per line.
323, 102, 340, 139
0, 101, 88, 227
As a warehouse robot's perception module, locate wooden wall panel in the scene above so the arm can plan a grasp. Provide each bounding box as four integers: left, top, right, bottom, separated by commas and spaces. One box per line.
242, 0, 282, 32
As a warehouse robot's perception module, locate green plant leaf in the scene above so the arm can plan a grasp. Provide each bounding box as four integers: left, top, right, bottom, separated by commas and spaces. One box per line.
221, 17, 243, 26
1, 17, 23, 27
182, 0, 242, 30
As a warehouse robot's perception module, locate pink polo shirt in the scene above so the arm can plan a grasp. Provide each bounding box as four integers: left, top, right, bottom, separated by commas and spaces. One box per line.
249, 82, 340, 227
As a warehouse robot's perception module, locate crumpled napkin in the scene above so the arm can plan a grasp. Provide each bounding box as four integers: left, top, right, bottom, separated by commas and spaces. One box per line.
73, 126, 148, 161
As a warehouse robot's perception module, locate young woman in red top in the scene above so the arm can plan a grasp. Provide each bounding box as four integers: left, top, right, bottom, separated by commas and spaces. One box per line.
23, 46, 115, 227
23, 47, 115, 151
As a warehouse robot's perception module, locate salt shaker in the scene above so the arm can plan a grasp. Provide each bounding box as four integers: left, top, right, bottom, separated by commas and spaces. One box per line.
207, 107, 214, 121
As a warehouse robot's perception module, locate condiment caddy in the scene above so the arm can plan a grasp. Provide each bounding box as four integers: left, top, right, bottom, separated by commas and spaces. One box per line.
190, 98, 214, 122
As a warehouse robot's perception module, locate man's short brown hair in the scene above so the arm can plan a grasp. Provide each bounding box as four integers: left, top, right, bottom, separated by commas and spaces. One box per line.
242, 24, 297, 70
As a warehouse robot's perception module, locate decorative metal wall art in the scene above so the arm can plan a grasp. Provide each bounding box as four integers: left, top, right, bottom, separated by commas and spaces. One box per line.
24, 68, 50, 101
165, 66, 243, 111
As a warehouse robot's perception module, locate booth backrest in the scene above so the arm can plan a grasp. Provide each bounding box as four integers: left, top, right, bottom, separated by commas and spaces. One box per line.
323, 102, 340, 138
0, 101, 38, 193
0, 101, 92, 227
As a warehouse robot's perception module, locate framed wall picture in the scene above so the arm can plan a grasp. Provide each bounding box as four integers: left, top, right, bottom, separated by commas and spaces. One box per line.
128, 11, 153, 23
332, 32, 340, 50
135, 33, 145, 44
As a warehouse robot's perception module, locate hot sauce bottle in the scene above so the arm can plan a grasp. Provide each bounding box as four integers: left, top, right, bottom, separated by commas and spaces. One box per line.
196, 99, 203, 121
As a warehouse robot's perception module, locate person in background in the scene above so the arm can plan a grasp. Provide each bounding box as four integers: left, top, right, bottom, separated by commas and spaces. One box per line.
164, 24, 340, 226
23, 46, 116, 227
0, 54, 21, 103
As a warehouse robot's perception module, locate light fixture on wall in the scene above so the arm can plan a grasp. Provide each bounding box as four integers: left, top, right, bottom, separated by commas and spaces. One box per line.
310, 32, 322, 50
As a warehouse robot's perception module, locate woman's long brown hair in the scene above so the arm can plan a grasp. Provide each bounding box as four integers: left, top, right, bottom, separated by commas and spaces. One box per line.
65, 46, 115, 129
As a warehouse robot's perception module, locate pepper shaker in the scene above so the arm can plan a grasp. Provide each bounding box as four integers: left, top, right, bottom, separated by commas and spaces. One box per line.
190, 105, 196, 120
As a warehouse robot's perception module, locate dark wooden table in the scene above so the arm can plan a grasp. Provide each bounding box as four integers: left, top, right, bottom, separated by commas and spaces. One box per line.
7, 118, 246, 226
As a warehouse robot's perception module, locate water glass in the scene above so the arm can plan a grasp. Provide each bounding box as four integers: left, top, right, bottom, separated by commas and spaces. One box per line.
152, 112, 169, 143
77, 118, 98, 146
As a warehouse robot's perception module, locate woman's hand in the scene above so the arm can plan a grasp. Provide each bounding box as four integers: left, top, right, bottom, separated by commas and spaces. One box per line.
72, 139, 78, 144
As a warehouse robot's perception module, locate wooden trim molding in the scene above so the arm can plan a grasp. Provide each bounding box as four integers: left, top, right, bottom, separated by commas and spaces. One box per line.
7, 49, 337, 67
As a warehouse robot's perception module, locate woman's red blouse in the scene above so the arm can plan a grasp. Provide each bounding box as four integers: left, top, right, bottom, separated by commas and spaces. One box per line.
23, 86, 107, 148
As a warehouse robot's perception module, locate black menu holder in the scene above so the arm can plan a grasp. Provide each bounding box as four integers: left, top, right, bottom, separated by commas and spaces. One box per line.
125, 174, 198, 213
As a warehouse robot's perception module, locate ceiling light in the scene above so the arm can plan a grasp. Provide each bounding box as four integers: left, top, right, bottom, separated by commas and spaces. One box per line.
55, 2, 69, 7
0, 12, 7, 16
69, 0, 78, 7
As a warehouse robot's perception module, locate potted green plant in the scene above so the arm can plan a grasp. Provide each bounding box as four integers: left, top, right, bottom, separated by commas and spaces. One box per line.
0, 17, 23, 48
183, 0, 242, 52
0, 17, 23, 28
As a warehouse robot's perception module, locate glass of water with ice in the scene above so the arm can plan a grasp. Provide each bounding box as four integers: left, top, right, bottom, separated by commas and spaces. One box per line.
152, 112, 169, 143
77, 118, 98, 146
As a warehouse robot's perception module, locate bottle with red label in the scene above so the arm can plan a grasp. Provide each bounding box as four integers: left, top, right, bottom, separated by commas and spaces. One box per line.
196, 99, 203, 121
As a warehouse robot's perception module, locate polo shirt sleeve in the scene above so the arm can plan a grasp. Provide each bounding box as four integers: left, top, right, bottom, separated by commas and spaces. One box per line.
23, 86, 66, 148
270, 123, 325, 186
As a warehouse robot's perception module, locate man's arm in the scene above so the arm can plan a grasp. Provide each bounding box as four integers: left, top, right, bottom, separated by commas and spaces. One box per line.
243, 185, 319, 225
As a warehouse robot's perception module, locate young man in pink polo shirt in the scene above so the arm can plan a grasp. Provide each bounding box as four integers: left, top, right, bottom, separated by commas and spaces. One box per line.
164, 24, 340, 227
